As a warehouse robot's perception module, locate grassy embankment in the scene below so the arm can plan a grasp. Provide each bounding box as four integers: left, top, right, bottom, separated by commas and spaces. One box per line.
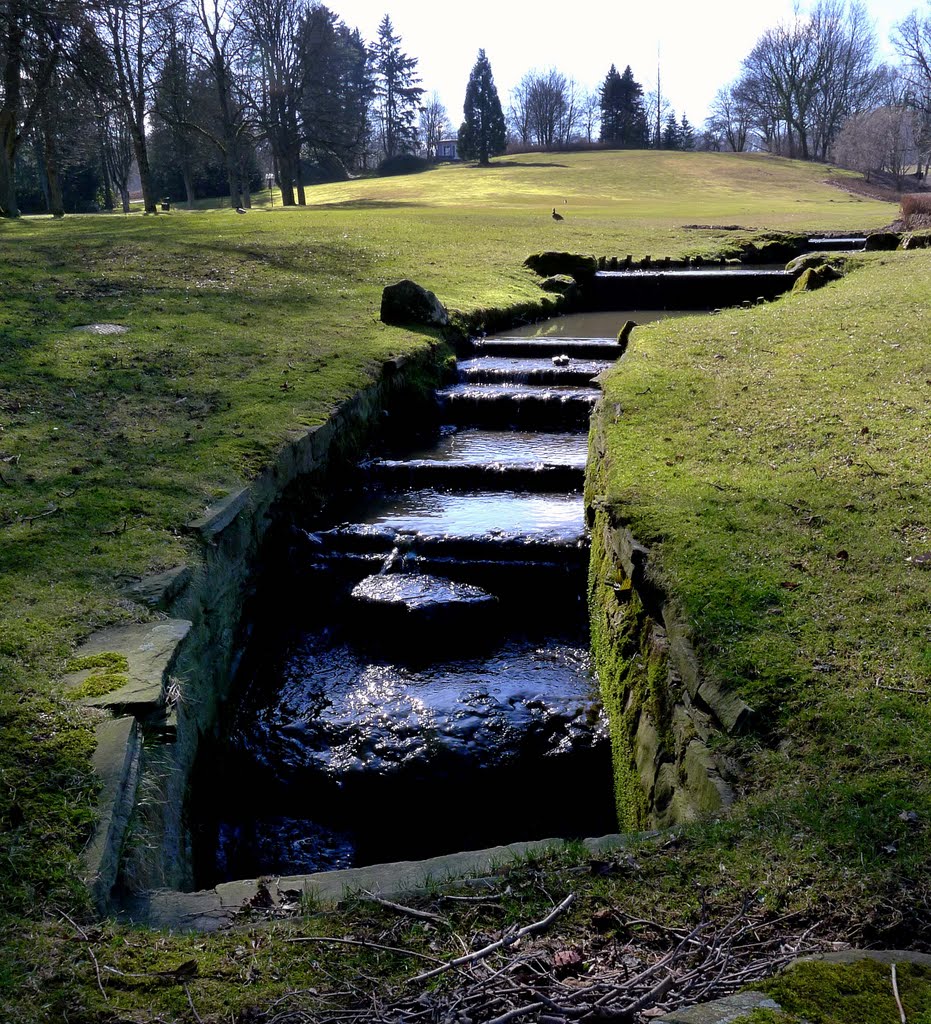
2, 150, 925, 1021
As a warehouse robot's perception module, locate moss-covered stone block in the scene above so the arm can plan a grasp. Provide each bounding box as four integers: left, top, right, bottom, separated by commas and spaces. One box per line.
682, 740, 733, 812
792, 264, 842, 293
540, 273, 578, 295
634, 711, 661, 796
739, 233, 807, 264
864, 230, 901, 251
901, 229, 931, 250
524, 251, 598, 278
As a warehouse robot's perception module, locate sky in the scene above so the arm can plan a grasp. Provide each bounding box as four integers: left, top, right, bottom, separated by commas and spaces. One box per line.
332, 0, 923, 131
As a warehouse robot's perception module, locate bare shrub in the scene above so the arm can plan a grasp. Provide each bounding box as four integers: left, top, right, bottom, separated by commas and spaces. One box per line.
901, 193, 931, 225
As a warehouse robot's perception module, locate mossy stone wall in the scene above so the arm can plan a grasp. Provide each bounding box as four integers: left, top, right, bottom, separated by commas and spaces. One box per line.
117, 344, 450, 895
586, 410, 741, 831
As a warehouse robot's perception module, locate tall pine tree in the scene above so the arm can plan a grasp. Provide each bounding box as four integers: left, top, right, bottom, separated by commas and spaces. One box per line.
662, 111, 680, 149
600, 64, 648, 148
371, 15, 423, 159
458, 49, 506, 165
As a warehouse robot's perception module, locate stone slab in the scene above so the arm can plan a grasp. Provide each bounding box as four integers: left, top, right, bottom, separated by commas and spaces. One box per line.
658, 951, 931, 1024
799, 948, 931, 968
65, 619, 191, 715
125, 564, 192, 610
697, 677, 753, 735
185, 487, 251, 541
83, 716, 141, 913
682, 740, 733, 813
140, 832, 645, 932
657, 990, 781, 1023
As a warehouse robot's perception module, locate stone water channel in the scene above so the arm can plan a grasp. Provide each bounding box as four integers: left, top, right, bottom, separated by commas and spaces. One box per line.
185, 247, 825, 890
190, 310, 696, 886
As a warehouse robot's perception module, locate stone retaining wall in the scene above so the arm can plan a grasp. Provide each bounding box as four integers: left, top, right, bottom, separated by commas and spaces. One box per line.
586, 405, 750, 831
70, 343, 448, 909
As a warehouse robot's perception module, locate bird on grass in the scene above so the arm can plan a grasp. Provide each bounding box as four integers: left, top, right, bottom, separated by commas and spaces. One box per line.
552, 208, 564, 221
236, 206, 247, 214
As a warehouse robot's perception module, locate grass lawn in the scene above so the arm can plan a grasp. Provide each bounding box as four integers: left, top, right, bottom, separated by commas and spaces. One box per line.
1, 149, 923, 1021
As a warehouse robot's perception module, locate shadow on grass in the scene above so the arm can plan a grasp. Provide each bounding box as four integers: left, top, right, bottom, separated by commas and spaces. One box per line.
491, 160, 570, 169
312, 199, 427, 211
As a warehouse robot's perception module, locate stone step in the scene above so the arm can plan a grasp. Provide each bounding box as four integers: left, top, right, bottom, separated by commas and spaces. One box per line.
806, 236, 866, 251
437, 384, 597, 429
590, 268, 794, 310
457, 356, 610, 387
472, 337, 623, 359
382, 427, 589, 469
363, 459, 585, 493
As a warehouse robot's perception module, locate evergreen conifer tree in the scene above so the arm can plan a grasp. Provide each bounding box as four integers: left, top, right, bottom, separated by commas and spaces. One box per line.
599, 64, 623, 145
662, 111, 680, 149
371, 15, 424, 159
679, 114, 695, 151
458, 49, 507, 165
600, 64, 648, 148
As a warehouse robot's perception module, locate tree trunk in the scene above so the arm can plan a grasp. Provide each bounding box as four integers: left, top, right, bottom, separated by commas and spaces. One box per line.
99, 136, 114, 210
226, 162, 241, 208
278, 148, 295, 206
42, 108, 64, 217
119, 186, 130, 213
0, 112, 19, 217
129, 118, 157, 214
181, 163, 194, 209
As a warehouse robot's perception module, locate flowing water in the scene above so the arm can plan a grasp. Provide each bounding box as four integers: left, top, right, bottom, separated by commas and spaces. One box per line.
190, 310, 700, 885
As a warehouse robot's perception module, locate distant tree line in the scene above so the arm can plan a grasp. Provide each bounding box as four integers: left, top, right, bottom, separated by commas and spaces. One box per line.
703, 0, 931, 186
0, 0, 426, 216
6, 0, 931, 218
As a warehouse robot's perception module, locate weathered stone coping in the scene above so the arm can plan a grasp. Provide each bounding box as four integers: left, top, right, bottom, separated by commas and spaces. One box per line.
598, 514, 753, 737
84, 716, 142, 913
66, 620, 192, 910
589, 502, 749, 826
64, 619, 192, 717
129, 832, 647, 933
587, 316, 758, 828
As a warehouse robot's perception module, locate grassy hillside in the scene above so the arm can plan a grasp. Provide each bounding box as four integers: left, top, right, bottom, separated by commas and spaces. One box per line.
0, 151, 916, 1020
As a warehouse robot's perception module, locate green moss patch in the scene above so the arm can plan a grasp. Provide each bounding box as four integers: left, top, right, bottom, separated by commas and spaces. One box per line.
761, 958, 931, 1024
64, 652, 130, 700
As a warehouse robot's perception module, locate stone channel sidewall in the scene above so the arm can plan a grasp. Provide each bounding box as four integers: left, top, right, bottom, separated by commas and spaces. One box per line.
117, 344, 448, 898
586, 398, 748, 832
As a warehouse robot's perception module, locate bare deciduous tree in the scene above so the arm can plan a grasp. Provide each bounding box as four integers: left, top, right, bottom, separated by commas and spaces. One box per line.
735, 0, 879, 161
1, 0, 89, 216
97, 0, 176, 213
189, 0, 253, 208
420, 90, 449, 161
239, 0, 306, 205
509, 68, 579, 150
705, 82, 755, 152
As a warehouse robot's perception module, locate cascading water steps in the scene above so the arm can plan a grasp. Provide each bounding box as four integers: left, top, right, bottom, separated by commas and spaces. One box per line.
191, 312, 631, 885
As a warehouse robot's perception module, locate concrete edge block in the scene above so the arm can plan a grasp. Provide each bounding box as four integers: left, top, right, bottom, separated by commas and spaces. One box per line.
66, 619, 192, 716
83, 716, 141, 913
139, 832, 649, 932
185, 487, 251, 540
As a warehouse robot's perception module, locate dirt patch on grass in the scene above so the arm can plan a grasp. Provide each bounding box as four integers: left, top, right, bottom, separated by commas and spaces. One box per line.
825, 173, 927, 204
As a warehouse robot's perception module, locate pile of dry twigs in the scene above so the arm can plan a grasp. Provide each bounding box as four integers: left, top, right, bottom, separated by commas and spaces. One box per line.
264, 892, 828, 1024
